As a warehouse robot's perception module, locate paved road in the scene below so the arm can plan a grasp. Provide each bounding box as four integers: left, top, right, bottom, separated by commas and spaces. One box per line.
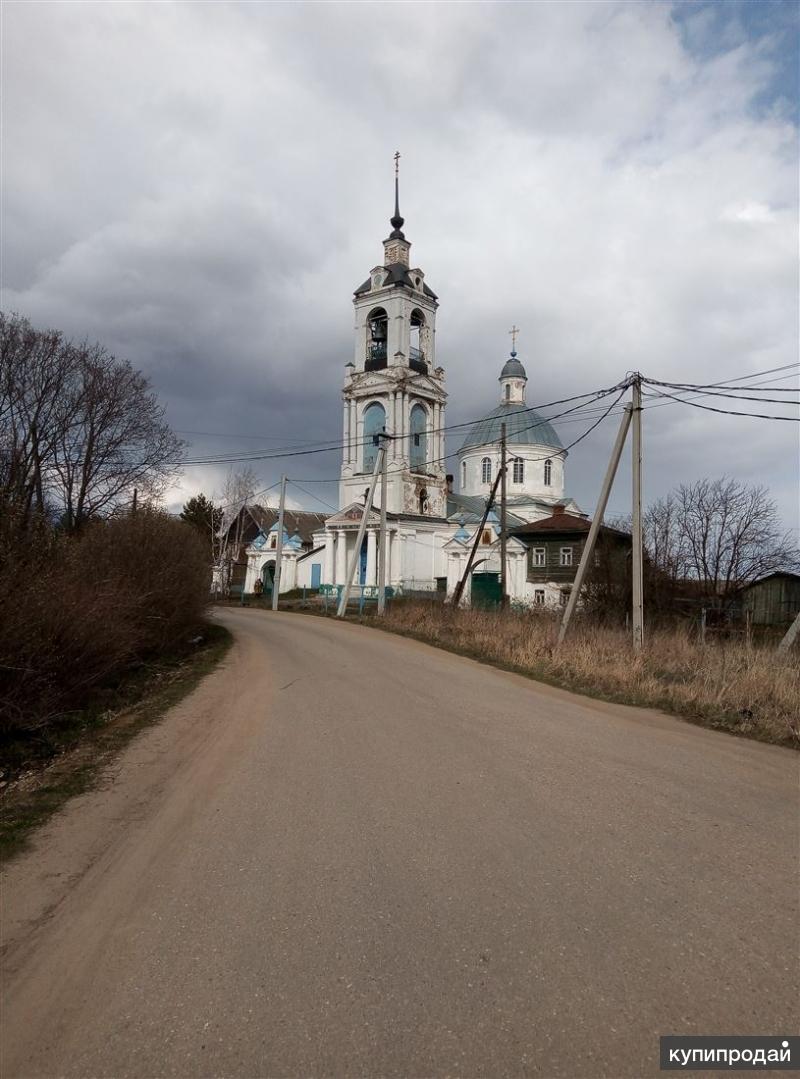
2, 609, 798, 1078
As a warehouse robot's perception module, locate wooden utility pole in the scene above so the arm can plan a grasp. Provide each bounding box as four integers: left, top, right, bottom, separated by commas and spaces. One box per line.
272, 474, 288, 611
631, 375, 644, 651
558, 405, 633, 646
778, 610, 800, 653
377, 432, 389, 615
451, 468, 503, 609
337, 441, 386, 618
500, 423, 508, 609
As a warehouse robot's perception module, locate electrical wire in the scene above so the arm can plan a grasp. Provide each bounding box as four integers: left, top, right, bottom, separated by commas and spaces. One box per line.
640, 384, 800, 421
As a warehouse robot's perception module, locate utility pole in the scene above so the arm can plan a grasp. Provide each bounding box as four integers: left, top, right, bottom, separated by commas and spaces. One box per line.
451, 468, 503, 609
272, 474, 288, 612
500, 423, 508, 609
778, 609, 800, 653
337, 440, 386, 618
558, 405, 633, 646
631, 374, 644, 651
377, 432, 389, 615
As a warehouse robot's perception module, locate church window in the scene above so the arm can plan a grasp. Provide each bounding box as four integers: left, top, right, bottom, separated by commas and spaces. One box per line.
461, 460, 467, 489
513, 458, 524, 484
366, 308, 388, 370
559, 547, 573, 567
505, 384, 510, 401
481, 457, 492, 484
410, 309, 426, 373
532, 547, 545, 567
481, 529, 492, 545
410, 404, 428, 471
544, 459, 552, 486
363, 402, 386, 472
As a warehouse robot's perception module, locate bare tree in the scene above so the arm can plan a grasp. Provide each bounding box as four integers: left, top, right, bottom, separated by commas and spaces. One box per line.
1, 314, 184, 533
0, 314, 70, 528
213, 466, 259, 591
644, 478, 798, 607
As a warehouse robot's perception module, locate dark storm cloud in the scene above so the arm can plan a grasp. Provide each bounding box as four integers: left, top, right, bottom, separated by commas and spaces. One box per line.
2, 1, 797, 528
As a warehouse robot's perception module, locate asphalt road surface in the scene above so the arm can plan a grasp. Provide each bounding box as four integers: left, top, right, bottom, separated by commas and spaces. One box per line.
2, 609, 798, 1078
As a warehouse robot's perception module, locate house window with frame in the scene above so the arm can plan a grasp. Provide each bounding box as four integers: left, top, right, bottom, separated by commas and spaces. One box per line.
532, 547, 546, 567
513, 457, 524, 484
481, 457, 492, 484
544, 458, 552, 486
559, 590, 569, 607
559, 546, 573, 567
533, 589, 545, 606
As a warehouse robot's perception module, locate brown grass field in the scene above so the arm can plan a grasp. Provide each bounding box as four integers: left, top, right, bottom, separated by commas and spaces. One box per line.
369, 603, 799, 747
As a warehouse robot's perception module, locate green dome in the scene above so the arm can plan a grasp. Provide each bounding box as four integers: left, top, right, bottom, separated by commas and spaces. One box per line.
459, 403, 563, 452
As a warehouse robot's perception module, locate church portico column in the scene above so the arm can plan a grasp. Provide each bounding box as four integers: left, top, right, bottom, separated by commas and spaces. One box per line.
336, 530, 347, 585
366, 529, 377, 586
324, 530, 335, 585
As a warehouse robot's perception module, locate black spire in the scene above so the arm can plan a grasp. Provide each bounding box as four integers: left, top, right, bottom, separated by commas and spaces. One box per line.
389, 150, 405, 239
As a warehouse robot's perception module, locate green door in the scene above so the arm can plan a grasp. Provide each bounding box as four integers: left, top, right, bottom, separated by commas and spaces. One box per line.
472, 572, 501, 610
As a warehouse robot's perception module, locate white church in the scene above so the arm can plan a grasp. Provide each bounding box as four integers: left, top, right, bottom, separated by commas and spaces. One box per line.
242, 176, 586, 607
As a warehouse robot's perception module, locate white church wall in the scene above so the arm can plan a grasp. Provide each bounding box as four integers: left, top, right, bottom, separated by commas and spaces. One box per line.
459, 445, 566, 501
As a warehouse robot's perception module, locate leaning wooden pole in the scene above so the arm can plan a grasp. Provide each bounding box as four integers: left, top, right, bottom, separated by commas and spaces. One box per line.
558, 405, 633, 646
451, 468, 503, 609
337, 442, 385, 618
778, 610, 800, 653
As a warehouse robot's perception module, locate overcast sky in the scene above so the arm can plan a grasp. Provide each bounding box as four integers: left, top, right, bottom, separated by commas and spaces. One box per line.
3, 0, 798, 531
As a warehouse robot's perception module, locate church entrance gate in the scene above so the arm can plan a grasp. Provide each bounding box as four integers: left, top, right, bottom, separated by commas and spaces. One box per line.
471, 572, 501, 610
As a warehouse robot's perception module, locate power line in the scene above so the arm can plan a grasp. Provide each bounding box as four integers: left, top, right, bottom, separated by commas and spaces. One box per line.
641, 384, 800, 422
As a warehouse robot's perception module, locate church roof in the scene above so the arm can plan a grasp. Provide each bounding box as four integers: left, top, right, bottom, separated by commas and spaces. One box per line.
446, 493, 527, 528
245, 505, 328, 545
500, 354, 527, 379
459, 403, 564, 452
354, 264, 438, 300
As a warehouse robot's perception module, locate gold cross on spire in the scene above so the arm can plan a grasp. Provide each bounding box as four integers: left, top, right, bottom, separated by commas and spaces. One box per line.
509, 324, 520, 351
394, 150, 401, 177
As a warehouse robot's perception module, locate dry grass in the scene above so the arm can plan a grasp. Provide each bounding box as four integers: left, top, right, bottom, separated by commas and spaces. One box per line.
371, 603, 799, 747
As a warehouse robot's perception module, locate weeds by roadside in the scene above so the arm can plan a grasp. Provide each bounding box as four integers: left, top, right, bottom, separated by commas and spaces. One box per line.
358, 604, 799, 747
0, 622, 232, 860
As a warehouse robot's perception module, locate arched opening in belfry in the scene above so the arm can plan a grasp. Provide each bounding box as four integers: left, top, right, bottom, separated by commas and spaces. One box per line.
410, 404, 428, 472
410, 309, 427, 374
366, 308, 388, 371
363, 401, 386, 472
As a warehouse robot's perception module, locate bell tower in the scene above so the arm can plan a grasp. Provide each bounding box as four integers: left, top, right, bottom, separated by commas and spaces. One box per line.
339, 155, 448, 519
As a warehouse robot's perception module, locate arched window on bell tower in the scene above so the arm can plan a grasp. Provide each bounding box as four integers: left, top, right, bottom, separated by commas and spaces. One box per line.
410, 309, 427, 374
366, 308, 388, 371
410, 404, 428, 472
363, 402, 386, 471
